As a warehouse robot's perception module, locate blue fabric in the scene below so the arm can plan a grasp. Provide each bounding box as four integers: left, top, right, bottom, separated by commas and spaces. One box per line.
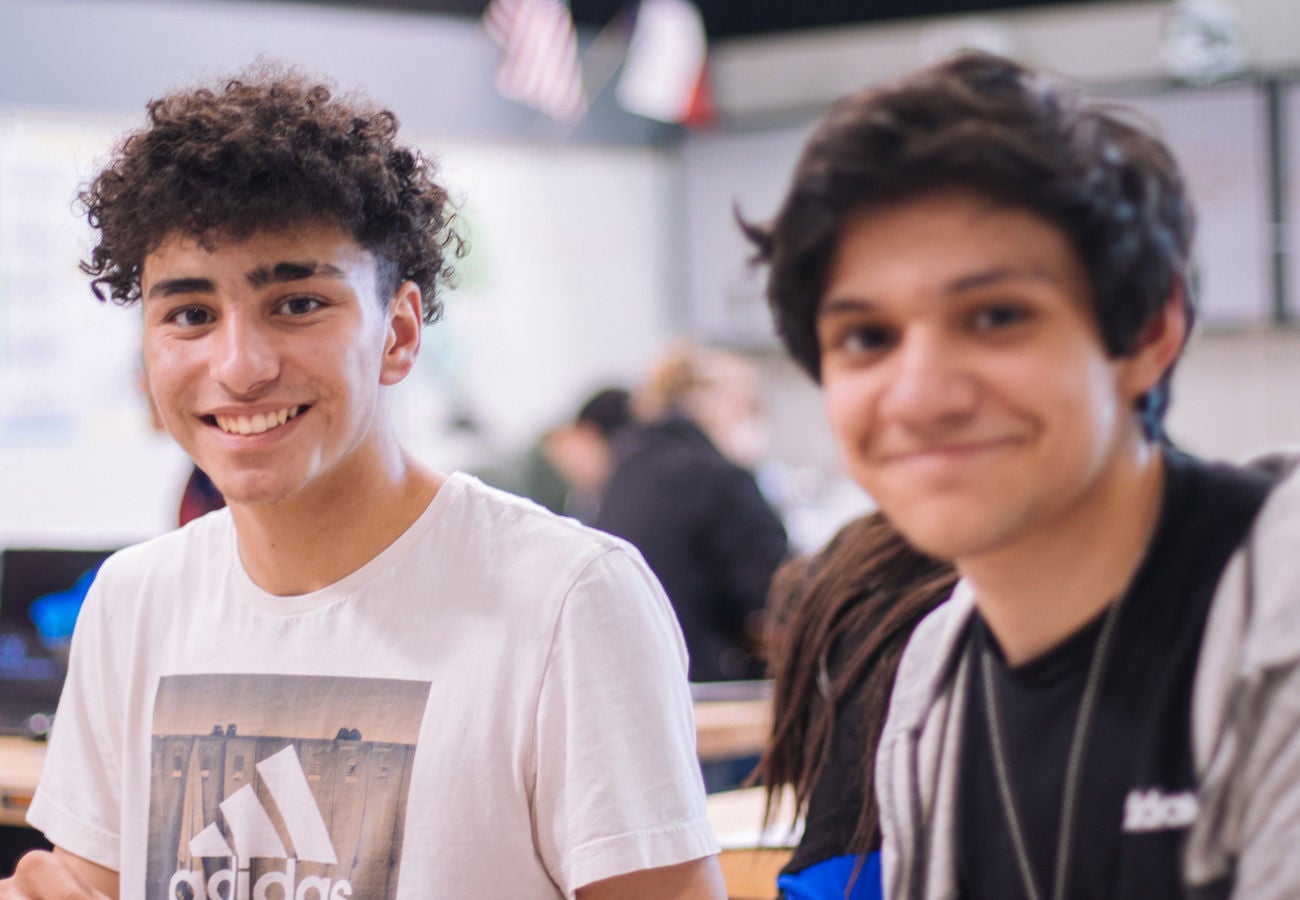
777, 851, 881, 900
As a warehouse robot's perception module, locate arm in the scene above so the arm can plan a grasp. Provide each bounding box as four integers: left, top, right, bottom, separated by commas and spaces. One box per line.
576, 857, 726, 900
532, 548, 721, 895
0, 847, 118, 899
1224, 664, 1300, 899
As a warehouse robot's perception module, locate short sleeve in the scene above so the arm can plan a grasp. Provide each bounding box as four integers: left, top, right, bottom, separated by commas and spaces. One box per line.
25, 562, 126, 871
531, 545, 720, 895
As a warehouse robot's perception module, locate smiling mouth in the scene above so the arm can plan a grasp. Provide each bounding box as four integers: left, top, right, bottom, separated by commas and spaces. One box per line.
882, 438, 1019, 464
206, 405, 306, 436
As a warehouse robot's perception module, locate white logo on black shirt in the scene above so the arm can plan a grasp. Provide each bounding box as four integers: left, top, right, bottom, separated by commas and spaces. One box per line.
1122, 788, 1199, 833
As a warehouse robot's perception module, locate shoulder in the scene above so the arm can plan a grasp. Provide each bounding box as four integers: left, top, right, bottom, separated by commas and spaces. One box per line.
1227, 451, 1300, 668
91, 510, 235, 599
440, 472, 656, 584
444, 472, 625, 545
1246, 450, 1300, 540
436, 479, 688, 656
882, 583, 971, 738
1193, 451, 1300, 742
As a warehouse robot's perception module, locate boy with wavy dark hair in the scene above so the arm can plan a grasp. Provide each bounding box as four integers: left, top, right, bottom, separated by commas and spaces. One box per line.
3, 69, 724, 900
748, 51, 1300, 898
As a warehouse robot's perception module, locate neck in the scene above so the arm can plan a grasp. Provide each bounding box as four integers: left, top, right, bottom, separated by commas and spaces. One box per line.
961, 440, 1166, 667
230, 446, 443, 596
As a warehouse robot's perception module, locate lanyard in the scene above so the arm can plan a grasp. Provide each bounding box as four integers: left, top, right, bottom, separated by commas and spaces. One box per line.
978, 595, 1125, 900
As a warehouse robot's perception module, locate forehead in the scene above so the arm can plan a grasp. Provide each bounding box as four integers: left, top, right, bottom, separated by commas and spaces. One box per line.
822, 192, 1089, 305
141, 224, 375, 286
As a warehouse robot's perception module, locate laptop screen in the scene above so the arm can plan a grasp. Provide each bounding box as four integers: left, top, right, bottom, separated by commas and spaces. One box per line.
0, 547, 115, 736
0, 548, 115, 636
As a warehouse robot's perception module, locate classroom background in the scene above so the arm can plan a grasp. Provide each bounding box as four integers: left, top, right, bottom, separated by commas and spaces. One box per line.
1, 0, 1298, 557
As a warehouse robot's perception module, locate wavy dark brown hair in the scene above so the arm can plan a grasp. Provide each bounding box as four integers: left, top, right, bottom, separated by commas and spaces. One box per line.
79, 65, 464, 322
755, 511, 957, 859
743, 50, 1195, 436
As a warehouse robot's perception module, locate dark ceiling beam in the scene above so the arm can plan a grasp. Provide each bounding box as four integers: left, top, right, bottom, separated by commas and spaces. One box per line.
253, 0, 1143, 41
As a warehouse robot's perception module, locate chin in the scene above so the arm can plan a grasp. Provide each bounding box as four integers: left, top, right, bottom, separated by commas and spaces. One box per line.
889, 528, 967, 563
882, 503, 1016, 564
208, 474, 299, 509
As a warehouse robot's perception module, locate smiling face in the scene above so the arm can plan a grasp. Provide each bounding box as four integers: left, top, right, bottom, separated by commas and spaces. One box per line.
140, 224, 422, 510
817, 191, 1168, 566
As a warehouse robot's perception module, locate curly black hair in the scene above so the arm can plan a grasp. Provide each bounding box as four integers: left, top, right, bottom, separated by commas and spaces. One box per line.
80, 66, 464, 323
743, 51, 1195, 432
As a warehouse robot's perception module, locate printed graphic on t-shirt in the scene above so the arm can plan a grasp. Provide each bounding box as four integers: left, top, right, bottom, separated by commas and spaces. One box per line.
146, 673, 431, 899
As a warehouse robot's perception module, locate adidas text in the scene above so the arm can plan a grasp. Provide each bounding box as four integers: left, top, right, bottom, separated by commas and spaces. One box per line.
1122, 788, 1198, 833
169, 859, 352, 899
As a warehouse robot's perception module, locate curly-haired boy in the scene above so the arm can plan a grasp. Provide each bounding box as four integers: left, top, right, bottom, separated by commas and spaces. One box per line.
4, 69, 725, 900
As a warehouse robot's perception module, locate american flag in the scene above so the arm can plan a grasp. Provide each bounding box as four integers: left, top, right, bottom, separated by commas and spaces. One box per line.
483, 0, 589, 124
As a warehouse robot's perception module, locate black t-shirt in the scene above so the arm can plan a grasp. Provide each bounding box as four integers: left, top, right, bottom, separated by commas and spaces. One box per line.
782, 662, 875, 875
956, 452, 1276, 899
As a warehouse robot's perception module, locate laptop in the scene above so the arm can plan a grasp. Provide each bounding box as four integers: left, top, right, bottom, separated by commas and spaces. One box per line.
0, 548, 115, 738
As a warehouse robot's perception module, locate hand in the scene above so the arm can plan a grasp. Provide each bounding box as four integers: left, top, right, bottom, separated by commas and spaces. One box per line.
0, 850, 114, 899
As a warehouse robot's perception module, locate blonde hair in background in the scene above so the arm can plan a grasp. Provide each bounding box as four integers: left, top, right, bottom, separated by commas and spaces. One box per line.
634, 338, 769, 467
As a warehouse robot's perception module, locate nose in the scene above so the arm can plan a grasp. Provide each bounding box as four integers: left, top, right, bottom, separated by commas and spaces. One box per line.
211, 310, 279, 397
877, 326, 978, 432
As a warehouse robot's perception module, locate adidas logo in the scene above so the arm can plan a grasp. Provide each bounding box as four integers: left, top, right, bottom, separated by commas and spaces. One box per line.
1122, 787, 1199, 833
169, 744, 354, 899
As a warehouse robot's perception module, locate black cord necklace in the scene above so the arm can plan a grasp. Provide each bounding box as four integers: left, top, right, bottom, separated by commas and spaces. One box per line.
978, 594, 1126, 900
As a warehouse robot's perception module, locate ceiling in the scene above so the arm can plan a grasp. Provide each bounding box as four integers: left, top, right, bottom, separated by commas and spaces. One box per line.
301, 0, 1137, 40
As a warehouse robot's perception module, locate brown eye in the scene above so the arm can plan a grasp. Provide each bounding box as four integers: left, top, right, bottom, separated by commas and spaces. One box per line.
971, 304, 1032, 331
168, 306, 213, 327
842, 325, 896, 354
278, 296, 325, 316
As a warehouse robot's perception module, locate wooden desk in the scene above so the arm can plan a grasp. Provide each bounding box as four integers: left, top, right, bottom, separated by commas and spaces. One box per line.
692, 681, 773, 764
0, 737, 45, 828
693, 698, 772, 763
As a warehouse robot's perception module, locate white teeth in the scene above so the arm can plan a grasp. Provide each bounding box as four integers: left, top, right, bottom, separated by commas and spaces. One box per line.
215, 406, 302, 435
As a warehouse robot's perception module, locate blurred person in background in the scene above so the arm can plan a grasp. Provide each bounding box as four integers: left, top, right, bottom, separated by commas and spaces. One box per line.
755, 512, 955, 900
481, 386, 632, 523
596, 339, 789, 687
544, 386, 634, 522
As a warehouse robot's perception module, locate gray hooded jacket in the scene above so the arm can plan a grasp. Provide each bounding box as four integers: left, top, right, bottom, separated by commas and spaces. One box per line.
875, 452, 1300, 900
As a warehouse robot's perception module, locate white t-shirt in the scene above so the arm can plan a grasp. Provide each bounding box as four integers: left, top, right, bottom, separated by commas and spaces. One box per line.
27, 474, 718, 898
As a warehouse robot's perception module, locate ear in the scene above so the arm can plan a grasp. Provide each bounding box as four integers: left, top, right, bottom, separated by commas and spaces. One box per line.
380, 281, 423, 386
1118, 287, 1189, 400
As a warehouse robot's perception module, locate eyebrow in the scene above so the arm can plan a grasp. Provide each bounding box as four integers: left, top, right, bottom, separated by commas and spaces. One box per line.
146, 277, 216, 300
246, 260, 346, 288
145, 260, 346, 300
819, 264, 1061, 314
945, 265, 1060, 293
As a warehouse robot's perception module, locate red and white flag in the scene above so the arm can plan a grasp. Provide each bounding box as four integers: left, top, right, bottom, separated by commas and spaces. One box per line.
615, 0, 715, 127
484, 0, 588, 124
